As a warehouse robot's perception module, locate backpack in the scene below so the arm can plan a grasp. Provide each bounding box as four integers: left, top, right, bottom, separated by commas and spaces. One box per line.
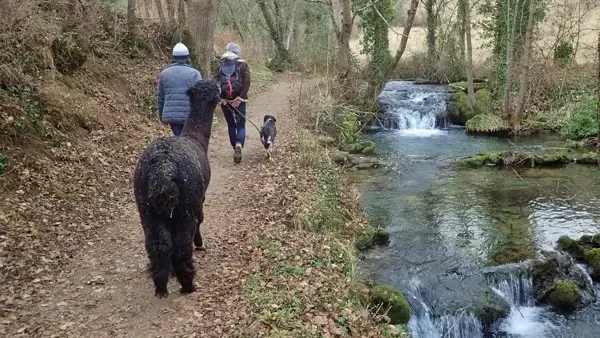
217, 58, 244, 100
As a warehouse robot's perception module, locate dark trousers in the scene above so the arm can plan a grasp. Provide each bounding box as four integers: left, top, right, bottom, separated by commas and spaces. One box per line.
221, 102, 246, 148
170, 123, 184, 136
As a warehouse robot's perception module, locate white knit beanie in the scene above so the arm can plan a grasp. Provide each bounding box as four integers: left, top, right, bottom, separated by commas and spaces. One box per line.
172, 43, 190, 57
225, 43, 241, 57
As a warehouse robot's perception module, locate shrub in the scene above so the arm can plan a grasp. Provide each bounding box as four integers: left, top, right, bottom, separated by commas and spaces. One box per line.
51, 33, 88, 75
465, 114, 509, 134
562, 96, 598, 140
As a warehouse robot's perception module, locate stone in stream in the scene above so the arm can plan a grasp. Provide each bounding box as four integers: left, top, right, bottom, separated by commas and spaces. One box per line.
531, 252, 596, 312
419, 273, 511, 330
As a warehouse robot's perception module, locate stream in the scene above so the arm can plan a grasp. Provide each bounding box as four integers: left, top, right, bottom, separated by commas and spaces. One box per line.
354, 81, 600, 337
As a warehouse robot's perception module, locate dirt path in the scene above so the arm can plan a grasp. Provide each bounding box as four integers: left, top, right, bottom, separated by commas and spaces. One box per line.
21, 77, 295, 338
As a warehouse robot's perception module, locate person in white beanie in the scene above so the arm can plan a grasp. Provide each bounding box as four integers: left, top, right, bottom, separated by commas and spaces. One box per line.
213, 42, 251, 164
156, 42, 202, 136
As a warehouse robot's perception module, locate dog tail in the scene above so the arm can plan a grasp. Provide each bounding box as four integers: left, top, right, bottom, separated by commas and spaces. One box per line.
147, 160, 179, 217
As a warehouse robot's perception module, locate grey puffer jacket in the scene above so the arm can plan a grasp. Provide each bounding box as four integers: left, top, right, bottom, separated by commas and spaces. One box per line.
157, 61, 202, 125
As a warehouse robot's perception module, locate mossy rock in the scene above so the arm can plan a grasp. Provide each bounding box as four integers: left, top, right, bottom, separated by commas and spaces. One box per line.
51, 33, 87, 75
456, 152, 503, 168
371, 285, 411, 325
356, 225, 376, 250
532, 151, 569, 167
574, 152, 597, 165
584, 248, 600, 281
448, 91, 473, 125
373, 228, 390, 245
548, 281, 581, 311
341, 140, 376, 155
329, 149, 355, 166
557, 236, 585, 259
465, 114, 509, 134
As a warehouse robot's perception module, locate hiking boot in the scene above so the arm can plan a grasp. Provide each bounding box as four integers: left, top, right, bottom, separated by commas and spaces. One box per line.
234, 143, 242, 164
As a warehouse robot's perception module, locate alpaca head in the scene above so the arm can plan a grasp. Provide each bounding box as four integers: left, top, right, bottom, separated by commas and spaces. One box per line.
187, 79, 221, 109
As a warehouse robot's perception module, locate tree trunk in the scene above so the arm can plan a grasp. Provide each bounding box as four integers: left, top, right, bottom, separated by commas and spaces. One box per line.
178, 0, 187, 28
155, 0, 167, 25
127, 0, 137, 45
387, 0, 419, 77
166, 0, 176, 30
512, 0, 537, 132
331, 0, 353, 79
257, 0, 292, 69
596, 32, 600, 166
425, 0, 437, 67
463, 0, 476, 108
502, 0, 518, 116
187, 0, 219, 77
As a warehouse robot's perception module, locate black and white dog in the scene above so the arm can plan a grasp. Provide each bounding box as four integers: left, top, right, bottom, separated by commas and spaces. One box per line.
260, 115, 277, 161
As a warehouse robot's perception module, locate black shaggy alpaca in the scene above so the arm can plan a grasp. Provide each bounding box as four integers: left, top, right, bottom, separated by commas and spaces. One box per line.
133, 79, 220, 298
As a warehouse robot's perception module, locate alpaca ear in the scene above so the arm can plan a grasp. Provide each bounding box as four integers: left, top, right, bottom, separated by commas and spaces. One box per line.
272, 116, 277, 123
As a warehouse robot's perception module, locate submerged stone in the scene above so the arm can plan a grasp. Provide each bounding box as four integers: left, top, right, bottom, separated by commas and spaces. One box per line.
371, 285, 411, 325
455, 152, 503, 167
573, 152, 597, 164
372, 228, 390, 246
423, 273, 511, 329
532, 151, 569, 167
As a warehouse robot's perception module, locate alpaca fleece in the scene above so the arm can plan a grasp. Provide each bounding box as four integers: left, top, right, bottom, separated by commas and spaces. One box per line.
133, 80, 219, 298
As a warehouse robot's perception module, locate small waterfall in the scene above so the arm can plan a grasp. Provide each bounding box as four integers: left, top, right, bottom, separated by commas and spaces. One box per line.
375, 81, 451, 133
407, 266, 574, 338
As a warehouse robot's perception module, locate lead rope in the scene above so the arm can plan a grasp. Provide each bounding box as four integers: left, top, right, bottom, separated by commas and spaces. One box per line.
225, 102, 268, 156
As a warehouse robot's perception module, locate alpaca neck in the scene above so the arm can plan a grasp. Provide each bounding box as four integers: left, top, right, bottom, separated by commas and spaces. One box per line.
181, 103, 215, 151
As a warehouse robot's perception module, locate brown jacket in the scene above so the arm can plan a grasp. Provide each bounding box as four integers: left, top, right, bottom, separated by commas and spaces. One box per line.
213, 59, 251, 100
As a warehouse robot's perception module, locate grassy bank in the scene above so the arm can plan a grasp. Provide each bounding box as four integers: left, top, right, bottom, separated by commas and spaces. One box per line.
236, 77, 410, 337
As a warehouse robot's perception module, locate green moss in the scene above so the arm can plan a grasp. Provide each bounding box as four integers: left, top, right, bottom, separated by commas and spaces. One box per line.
584, 248, 600, 281
533, 151, 569, 166
448, 91, 473, 125
564, 140, 581, 150
574, 152, 597, 165
371, 285, 411, 325
456, 152, 503, 168
557, 236, 585, 259
356, 225, 375, 250
465, 114, 509, 134
373, 228, 390, 246
51, 33, 87, 75
474, 89, 491, 115
548, 281, 581, 311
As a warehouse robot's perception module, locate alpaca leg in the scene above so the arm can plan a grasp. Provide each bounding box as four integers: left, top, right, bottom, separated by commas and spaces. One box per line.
172, 228, 196, 294
144, 223, 173, 298
194, 207, 206, 251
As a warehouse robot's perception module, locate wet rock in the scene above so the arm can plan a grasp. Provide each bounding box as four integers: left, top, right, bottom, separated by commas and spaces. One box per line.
340, 140, 376, 155
371, 284, 411, 325
424, 273, 511, 329
355, 156, 380, 170
572, 152, 597, 164
372, 228, 390, 246
532, 151, 569, 167
455, 152, 503, 167
584, 249, 600, 281
557, 235, 585, 259
531, 252, 595, 311
548, 281, 582, 311
355, 225, 389, 250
